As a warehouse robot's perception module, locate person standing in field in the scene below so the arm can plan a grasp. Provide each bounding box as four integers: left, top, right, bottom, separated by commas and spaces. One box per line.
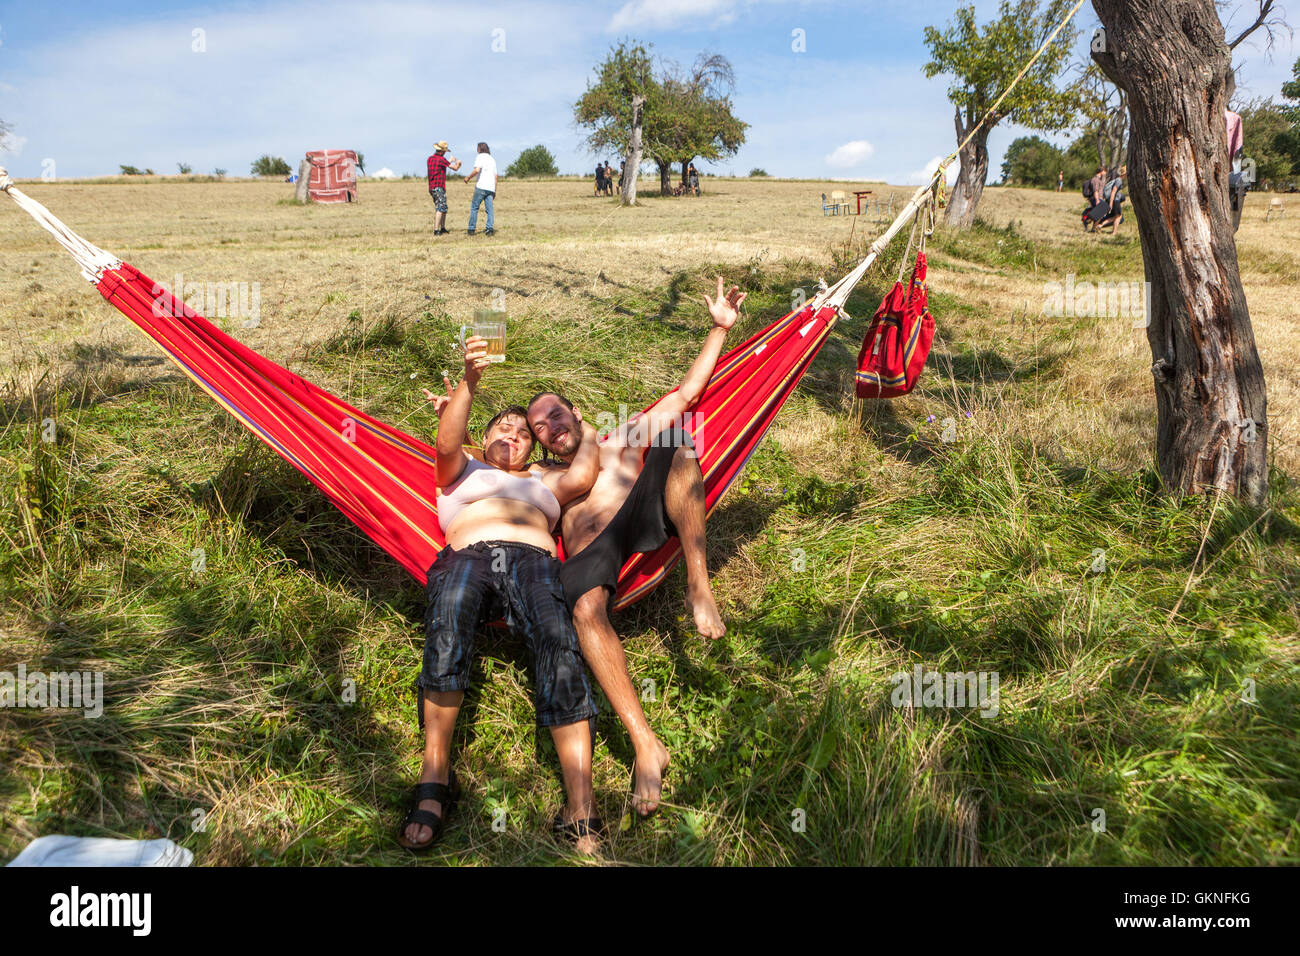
1057, 169, 1064, 192
464, 142, 498, 236
1097, 165, 1127, 235
426, 141, 461, 236
1082, 165, 1108, 232
1226, 105, 1246, 232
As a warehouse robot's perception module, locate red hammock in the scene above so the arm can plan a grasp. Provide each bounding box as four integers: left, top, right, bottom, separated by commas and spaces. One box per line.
96, 262, 839, 611
5, 172, 950, 612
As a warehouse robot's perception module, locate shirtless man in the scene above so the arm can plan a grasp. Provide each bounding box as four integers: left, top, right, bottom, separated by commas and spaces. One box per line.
526, 277, 745, 814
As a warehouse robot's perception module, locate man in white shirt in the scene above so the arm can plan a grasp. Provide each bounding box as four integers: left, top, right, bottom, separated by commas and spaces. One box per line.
464, 142, 498, 236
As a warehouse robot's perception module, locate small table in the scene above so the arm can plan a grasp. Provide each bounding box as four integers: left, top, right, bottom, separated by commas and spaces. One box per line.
853, 190, 873, 215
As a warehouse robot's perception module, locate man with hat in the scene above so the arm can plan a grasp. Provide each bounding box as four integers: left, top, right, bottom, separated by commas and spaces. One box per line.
427, 141, 462, 236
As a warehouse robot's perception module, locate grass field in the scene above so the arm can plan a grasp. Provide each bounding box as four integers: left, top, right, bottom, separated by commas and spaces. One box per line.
1, 177, 1297, 865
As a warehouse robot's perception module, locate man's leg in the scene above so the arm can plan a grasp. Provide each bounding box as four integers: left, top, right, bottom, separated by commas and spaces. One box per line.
484, 191, 494, 232
434, 188, 447, 233
571, 588, 669, 816
468, 188, 481, 233
663, 443, 725, 639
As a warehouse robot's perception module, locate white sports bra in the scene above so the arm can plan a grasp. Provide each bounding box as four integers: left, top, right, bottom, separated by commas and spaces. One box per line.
437, 456, 561, 533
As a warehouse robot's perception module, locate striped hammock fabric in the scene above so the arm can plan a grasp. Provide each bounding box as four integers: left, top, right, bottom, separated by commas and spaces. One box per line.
96, 261, 840, 610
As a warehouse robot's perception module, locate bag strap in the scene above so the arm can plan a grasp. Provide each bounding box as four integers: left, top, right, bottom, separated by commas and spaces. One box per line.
896, 209, 923, 286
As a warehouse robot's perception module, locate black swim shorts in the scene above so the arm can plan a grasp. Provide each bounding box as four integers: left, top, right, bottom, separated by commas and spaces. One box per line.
558, 424, 692, 613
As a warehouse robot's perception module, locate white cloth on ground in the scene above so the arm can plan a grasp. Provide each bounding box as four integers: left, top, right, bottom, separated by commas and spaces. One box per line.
6, 835, 194, 867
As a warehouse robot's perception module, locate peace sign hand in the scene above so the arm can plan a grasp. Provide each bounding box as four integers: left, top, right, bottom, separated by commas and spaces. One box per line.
422, 371, 454, 417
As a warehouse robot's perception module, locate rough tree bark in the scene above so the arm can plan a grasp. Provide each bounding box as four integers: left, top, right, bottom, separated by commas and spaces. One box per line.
621, 94, 644, 206
1096, 88, 1128, 172
656, 159, 672, 196
944, 106, 991, 227
294, 158, 311, 203
1092, 0, 1268, 505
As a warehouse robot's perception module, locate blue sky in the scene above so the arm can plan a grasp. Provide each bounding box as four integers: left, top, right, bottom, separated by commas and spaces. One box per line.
0, 0, 1294, 182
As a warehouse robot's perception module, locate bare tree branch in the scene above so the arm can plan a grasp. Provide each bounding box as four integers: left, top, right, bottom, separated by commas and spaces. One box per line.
1224, 0, 1291, 51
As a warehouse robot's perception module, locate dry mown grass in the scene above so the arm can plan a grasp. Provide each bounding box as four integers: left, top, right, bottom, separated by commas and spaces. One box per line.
1, 178, 1297, 866
3, 178, 1295, 476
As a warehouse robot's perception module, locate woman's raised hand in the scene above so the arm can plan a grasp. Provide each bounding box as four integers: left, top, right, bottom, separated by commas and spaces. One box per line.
461, 335, 491, 384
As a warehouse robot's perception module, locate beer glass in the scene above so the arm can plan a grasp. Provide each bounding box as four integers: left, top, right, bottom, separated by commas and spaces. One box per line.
459, 311, 506, 363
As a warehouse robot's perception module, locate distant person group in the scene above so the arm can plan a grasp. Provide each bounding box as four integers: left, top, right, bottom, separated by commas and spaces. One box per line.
594, 160, 623, 196
1081, 164, 1126, 235
1074, 109, 1243, 237
427, 141, 498, 236
672, 164, 701, 197
593, 161, 700, 197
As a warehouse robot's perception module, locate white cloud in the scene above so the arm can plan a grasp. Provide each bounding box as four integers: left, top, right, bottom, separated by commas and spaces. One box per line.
370, 167, 398, 178
608, 0, 740, 32
825, 140, 874, 169
906, 155, 956, 186
0, 0, 593, 179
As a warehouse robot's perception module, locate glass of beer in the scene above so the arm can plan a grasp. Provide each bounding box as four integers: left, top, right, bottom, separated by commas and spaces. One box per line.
459, 311, 506, 363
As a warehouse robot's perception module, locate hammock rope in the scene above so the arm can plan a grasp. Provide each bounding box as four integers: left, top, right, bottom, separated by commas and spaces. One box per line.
811, 0, 1086, 313
0, 170, 121, 282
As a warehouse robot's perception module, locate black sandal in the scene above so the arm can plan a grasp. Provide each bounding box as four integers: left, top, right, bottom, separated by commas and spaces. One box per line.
397, 770, 459, 851
399, 686, 459, 851
553, 812, 604, 846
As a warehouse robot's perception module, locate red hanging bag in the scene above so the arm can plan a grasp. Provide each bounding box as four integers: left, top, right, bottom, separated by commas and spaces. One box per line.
855, 250, 935, 399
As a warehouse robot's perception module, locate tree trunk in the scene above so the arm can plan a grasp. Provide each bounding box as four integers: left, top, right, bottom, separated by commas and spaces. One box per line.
621, 94, 644, 206
656, 160, 672, 196
1106, 91, 1128, 172
680, 158, 694, 185
944, 108, 990, 228
1092, 0, 1268, 505
294, 158, 311, 202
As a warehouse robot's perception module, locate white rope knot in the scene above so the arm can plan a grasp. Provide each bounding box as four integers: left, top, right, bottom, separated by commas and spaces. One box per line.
0, 169, 122, 282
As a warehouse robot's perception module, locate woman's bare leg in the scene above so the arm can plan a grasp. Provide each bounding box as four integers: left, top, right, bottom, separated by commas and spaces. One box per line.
402, 689, 462, 846
549, 719, 598, 852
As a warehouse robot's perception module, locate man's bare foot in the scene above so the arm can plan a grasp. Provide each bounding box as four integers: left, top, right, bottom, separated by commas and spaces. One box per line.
685, 583, 726, 640
632, 739, 671, 816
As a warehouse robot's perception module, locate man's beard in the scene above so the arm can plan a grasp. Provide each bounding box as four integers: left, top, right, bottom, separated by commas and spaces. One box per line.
548, 426, 581, 458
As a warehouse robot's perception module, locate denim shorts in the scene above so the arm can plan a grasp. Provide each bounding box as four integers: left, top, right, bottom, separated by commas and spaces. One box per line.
429, 186, 447, 213
419, 541, 597, 727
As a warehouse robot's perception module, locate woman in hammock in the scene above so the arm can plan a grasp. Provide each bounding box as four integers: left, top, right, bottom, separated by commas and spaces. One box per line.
398, 335, 603, 852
